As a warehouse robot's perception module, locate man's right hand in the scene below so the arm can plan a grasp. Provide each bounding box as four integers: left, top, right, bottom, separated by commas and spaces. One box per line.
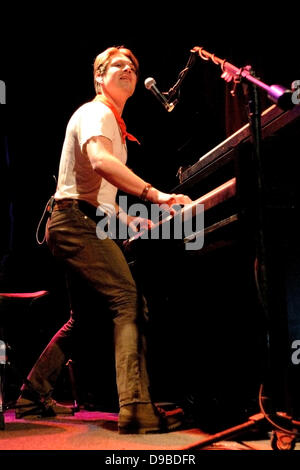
147, 188, 192, 207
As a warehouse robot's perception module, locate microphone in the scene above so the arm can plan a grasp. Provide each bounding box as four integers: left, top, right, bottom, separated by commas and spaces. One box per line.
144, 77, 175, 112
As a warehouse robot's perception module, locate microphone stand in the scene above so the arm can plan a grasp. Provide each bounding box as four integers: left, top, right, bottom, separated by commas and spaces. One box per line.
164, 50, 197, 107
184, 47, 298, 450
191, 46, 294, 111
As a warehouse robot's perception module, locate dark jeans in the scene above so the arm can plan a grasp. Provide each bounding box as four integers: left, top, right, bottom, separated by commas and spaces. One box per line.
22, 200, 151, 407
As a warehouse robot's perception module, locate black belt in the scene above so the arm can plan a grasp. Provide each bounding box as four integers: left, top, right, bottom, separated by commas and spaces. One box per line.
53, 199, 105, 223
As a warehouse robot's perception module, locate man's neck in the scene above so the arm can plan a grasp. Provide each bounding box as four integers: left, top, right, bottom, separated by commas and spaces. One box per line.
101, 92, 126, 116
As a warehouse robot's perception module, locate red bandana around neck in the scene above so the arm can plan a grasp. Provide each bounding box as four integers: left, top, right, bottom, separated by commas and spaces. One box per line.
94, 94, 140, 145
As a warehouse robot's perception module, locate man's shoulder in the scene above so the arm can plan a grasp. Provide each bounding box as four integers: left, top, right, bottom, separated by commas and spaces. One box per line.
75, 100, 113, 118
67, 101, 113, 129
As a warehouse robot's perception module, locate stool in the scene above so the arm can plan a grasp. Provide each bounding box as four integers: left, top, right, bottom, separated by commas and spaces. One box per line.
0, 291, 48, 430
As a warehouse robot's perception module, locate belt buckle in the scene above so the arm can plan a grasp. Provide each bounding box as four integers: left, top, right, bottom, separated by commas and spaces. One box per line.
53, 198, 74, 211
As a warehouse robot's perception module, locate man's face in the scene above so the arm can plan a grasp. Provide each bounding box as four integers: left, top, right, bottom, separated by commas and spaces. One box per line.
101, 53, 137, 99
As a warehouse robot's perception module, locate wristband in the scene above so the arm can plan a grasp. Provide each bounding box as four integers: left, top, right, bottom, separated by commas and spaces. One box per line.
140, 183, 152, 201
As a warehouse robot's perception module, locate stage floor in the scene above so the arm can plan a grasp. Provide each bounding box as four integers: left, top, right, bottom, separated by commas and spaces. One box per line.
1, 408, 299, 452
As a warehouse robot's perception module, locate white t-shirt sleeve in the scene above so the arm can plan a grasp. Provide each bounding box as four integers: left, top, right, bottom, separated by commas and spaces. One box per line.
78, 102, 116, 152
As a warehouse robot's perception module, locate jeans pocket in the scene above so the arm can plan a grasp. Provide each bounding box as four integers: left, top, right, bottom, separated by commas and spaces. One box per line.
47, 212, 85, 259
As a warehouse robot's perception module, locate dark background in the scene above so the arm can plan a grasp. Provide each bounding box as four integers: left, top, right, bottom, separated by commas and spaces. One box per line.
1, 35, 298, 289
1, 32, 299, 428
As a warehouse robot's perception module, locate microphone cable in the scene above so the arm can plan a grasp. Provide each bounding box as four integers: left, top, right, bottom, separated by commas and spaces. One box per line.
35, 175, 57, 245
35, 195, 54, 245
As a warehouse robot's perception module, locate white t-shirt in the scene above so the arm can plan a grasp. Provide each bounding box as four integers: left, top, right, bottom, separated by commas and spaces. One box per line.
54, 101, 127, 214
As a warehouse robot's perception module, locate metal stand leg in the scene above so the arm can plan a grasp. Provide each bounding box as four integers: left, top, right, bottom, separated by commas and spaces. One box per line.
66, 359, 80, 411
0, 338, 6, 429
0, 364, 5, 430
186, 413, 265, 450
185, 410, 298, 450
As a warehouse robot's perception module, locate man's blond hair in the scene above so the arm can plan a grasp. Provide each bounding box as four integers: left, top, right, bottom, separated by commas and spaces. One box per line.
93, 46, 139, 94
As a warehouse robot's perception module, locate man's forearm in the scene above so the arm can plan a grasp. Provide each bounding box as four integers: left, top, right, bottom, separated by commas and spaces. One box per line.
93, 153, 148, 198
